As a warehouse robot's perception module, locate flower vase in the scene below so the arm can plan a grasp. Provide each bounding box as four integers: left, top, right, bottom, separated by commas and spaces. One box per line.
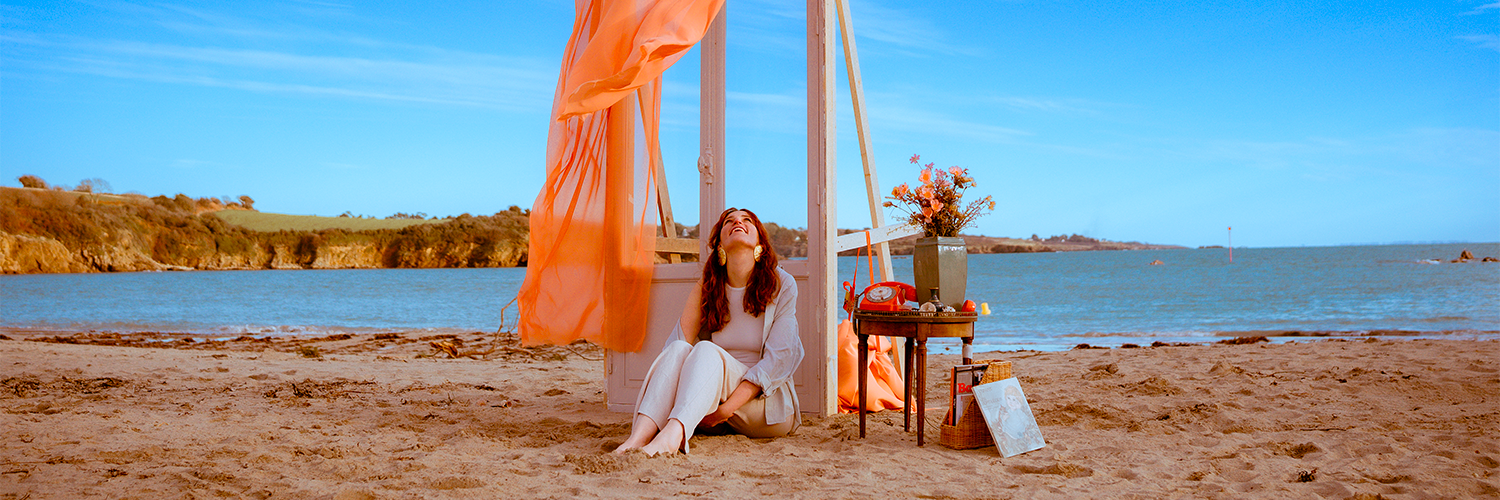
913, 236, 967, 308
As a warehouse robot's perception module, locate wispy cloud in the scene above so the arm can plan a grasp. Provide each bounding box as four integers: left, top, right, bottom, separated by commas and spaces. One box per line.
725, 0, 976, 57
672, 84, 1034, 145
1458, 34, 1500, 52
985, 96, 1119, 116
839, 0, 979, 57
1185, 128, 1500, 179
1462, 2, 1500, 15
1, 3, 557, 112
874, 105, 1032, 143
4, 34, 556, 111
725, 0, 808, 55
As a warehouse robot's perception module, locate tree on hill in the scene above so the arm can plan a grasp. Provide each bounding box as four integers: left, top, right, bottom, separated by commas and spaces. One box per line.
238, 195, 254, 210
75, 178, 111, 194
18, 175, 47, 189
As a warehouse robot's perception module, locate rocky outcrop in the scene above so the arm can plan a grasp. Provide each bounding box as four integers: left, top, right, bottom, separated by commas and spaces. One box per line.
0, 232, 88, 274
265, 244, 306, 270
78, 231, 166, 272
191, 247, 271, 270
311, 242, 383, 269
990, 243, 1054, 254
3, 187, 533, 274
382, 240, 526, 268
1, 233, 527, 273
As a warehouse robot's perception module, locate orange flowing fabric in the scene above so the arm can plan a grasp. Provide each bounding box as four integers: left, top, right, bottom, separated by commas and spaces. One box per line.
836, 319, 906, 413
518, 0, 725, 352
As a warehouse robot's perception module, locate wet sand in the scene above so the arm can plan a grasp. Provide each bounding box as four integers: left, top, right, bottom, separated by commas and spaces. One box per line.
2, 332, 1496, 499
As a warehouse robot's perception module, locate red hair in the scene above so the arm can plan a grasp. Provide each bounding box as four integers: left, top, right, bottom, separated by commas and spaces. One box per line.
698, 208, 780, 341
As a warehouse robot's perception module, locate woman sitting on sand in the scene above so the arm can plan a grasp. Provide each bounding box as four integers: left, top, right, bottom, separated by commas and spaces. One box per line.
614, 208, 803, 456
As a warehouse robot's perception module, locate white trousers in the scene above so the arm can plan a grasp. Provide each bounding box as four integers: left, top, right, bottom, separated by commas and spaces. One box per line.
636, 340, 797, 452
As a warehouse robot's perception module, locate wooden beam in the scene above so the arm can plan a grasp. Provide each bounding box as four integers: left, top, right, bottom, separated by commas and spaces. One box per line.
834, 223, 921, 253
652, 133, 675, 239
654, 237, 700, 254
699, 5, 727, 260
807, 0, 837, 417
834, 0, 895, 284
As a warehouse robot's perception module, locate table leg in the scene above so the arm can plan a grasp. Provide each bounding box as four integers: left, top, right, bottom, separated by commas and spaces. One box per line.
902, 337, 914, 432
963, 335, 973, 365
916, 338, 927, 446
858, 332, 867, 439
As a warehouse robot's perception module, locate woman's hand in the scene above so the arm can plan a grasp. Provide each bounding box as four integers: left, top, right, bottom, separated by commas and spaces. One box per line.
700, 405, 736, 428
699, 380, 761, 429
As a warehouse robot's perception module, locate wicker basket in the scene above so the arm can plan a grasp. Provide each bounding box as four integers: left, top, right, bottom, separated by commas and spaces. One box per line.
938, 360, 1013, 450
980, 360, 1012, 384
938, 400, 993, 449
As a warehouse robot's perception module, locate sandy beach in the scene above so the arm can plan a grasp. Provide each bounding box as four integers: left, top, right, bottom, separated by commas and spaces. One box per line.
2, 332, 1496, 499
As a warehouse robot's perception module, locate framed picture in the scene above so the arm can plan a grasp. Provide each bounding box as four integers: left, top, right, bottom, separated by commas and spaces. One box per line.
972, 377, 1046, 458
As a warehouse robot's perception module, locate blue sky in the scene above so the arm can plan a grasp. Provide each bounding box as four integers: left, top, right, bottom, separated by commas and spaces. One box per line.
2, 0, 1496, 248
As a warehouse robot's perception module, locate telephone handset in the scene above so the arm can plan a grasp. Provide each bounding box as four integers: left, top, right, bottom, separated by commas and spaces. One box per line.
858, 281, 918, 312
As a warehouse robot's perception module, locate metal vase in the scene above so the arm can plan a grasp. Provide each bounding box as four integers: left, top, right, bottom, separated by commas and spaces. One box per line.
913, 236, 967, 308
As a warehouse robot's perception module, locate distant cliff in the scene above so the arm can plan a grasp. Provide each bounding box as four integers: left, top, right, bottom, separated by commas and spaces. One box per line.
0, 187, 527, 274
3, 185, 1185, 275
834, 231, 1184, 256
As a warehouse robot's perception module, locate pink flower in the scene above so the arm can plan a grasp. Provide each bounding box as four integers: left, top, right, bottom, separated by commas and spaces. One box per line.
949, 166, 964, 177
924, 162, 935, 169
909, 154, 920, 164
919, 168, 932, 185
892, 183, 909, 198
931, 200, 945, 212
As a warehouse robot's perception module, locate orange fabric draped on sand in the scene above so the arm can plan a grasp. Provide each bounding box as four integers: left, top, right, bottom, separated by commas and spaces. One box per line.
836, 319, 906, 413
518, 0, 724, 352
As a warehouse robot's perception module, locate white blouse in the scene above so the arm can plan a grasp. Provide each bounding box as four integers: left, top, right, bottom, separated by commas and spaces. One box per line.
668, 266, 803, 425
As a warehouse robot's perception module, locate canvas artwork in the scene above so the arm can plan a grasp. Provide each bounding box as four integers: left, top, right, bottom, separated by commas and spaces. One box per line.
971, 377, 1046, 458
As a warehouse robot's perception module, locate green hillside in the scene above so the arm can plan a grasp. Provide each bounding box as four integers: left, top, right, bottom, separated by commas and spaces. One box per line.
210, 210, 440, 232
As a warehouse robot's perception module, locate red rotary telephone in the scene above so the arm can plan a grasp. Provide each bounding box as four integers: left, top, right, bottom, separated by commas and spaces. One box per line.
841, 230, 918, 313
858, 281, 917, 312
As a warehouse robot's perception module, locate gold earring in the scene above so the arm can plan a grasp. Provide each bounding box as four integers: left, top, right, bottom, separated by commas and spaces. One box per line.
717, 247, 727, 266
753, 245, 763, 262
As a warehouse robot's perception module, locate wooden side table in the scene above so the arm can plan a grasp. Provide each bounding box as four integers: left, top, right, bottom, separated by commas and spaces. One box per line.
852, 310, 977, 446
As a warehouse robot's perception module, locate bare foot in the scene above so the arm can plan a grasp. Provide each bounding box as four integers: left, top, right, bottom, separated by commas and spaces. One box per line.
639, 419, 685, 457
613, 414, 660, 454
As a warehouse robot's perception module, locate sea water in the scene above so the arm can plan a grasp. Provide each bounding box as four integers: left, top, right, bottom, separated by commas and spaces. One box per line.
2, 243, 1495, 351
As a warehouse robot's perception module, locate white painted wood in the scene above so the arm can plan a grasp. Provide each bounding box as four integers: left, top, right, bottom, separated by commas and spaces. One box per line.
806, 0, 838, 417
698, 7, 727, 260
834, 223, 922, 253
605, 262, 702, 412
776, 259, 816, 415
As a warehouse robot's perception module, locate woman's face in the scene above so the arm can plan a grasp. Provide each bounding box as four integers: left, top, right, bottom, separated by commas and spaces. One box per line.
1004, 391, 1025, 409
718, 210, 760, 250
